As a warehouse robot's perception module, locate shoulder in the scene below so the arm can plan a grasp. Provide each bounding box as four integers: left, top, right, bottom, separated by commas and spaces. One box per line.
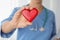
47, 8, 55, 16
13, 7, 20, 11
13, 5, 27, 11
10, 7, 21, 16
9, 7, 21, 17
45, 8, 55, 19
13, 5, 26, 12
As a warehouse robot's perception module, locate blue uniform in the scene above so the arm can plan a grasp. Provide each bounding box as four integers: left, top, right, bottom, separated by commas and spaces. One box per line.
0, 7, 56, 40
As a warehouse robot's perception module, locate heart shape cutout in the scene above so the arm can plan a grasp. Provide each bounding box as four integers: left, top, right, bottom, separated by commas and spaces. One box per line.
21, 8, 38, 22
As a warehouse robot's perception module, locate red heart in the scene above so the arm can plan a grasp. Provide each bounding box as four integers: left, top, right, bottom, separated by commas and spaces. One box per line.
21, 8, 38, 22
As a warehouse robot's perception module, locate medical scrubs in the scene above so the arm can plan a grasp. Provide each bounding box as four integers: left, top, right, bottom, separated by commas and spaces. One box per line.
0, 7, 56, 40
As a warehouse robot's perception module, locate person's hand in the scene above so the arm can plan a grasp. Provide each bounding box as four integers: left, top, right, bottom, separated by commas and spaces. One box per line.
17, 15, 32, 28
54, 38, 60, 40
1, 6, 32, 33
11, 6, 32, 28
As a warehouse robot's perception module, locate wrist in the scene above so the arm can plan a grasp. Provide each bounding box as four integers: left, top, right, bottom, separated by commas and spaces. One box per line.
10, 20, 17, 28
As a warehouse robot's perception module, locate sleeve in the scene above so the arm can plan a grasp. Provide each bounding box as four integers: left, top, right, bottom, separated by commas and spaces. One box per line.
51, 12, 56, 39
0, 7, 20, 38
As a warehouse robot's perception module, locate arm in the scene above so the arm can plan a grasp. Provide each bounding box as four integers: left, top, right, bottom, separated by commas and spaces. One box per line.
0, 6, 32, 38
51, 12, 56, 39
0, 7, 20, 38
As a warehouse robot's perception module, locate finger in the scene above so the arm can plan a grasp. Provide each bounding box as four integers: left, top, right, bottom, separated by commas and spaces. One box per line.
14, 7, 25, 17
14, 6, 30, 19
26, 21, 32, 25
13, 7, 26, 21
17, 22, 27, 28
18, 15, 27, 22
14, 6, 30, 18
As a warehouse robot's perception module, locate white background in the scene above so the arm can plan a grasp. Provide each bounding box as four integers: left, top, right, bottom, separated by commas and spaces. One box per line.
0, 0, 60, 40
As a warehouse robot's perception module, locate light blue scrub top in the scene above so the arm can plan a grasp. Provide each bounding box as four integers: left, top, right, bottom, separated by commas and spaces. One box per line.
0, 7, 56, 40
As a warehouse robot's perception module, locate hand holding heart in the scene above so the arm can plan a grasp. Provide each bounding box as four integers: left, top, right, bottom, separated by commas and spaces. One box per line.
11, 6, 32, 28
11, 6, 38, 28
